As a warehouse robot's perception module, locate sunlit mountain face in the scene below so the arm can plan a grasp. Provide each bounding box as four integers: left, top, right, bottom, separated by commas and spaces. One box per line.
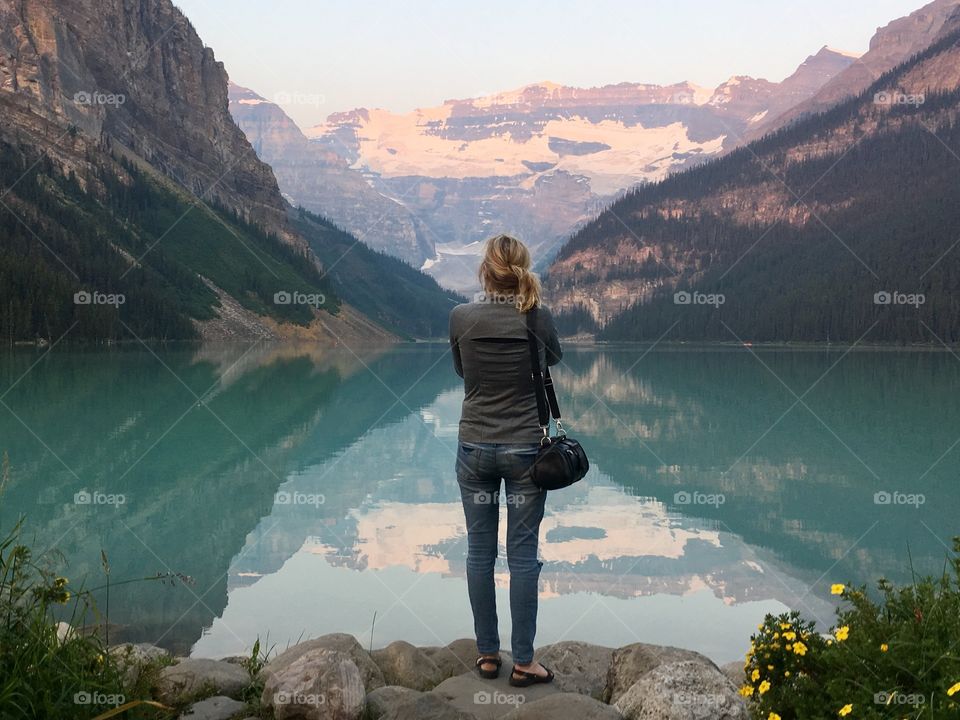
230, 48, 856, 292
4, 345, 953, 660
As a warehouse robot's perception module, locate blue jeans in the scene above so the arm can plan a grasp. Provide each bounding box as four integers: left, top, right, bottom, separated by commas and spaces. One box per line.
455, 441, 546, 665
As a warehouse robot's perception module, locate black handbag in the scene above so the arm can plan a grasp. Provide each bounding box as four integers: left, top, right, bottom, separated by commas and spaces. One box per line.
525, 308, 589, 490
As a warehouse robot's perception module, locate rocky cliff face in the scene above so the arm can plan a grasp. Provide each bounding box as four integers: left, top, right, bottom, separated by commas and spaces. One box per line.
0, 0, 302, 249
754, 0, 960, 138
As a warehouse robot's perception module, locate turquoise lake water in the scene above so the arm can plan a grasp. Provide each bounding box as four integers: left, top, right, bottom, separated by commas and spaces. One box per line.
0, 344, 955, 664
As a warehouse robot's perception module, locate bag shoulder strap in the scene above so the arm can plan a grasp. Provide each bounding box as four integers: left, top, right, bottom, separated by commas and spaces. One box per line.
525, 307, 562, 431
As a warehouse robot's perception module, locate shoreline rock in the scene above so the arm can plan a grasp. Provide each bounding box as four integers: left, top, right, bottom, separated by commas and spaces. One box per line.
371, 640, 446, 691
156, 657, 249, 704
132, 633, 746, 720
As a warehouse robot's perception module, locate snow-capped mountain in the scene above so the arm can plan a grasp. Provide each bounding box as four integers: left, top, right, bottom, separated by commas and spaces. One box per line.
234, 47, 856, 292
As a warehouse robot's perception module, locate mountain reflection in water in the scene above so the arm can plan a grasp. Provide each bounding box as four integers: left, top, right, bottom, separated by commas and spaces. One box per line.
0, 344, 954, 662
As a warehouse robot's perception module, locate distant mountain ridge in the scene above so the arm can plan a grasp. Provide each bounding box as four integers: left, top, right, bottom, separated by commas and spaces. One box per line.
308, 47, 858, 194
231, 47, 855, 292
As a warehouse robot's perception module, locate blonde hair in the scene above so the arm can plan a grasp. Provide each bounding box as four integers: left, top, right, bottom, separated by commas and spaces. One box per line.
478, 234, 542, 312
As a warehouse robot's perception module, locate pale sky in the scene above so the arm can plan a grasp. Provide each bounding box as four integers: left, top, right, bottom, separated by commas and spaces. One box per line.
173, 0, 927, 128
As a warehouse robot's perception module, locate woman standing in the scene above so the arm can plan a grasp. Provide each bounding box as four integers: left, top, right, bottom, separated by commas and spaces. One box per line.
449, 234, 562, 687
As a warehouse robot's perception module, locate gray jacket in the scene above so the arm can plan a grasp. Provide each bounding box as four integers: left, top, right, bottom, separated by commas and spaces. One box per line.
449, 301, 563, 443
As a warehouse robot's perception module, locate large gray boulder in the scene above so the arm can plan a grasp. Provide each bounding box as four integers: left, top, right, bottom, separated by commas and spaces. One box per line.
421, 639, 487, 681
501, 693, 622, 720
261, 648, 366, 720
613, 660, 748, 720
179, 695, 247, 720
364, 685, 420, 720
380, 692, 476, 720
719, 661, 745, 687
604, 643, 713, 703
264, 634, 384, 692
372, 641, 445, 691
535, 641, 614, 699
156, 658, 249, 703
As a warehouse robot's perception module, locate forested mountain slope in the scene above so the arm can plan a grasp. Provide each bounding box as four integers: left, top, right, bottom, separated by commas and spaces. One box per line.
547, 19, 960, 344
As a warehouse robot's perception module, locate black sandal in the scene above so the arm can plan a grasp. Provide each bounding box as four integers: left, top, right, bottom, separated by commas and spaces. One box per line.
476, 654, 502, 679
509, 663, 554, 687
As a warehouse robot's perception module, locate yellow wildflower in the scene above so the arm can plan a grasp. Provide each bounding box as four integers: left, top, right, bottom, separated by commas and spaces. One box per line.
769, 714, 782, 720
793, 641, 807, 656
880, 643, 888, 652
835, 626, 850, 642
759, 680, 771, 695
947, 681, 960, 697
785, 670, 791, 677
831, 583, 845, 595
751, 669, 760, 682
739, 685, 754, 697
838, 704, 853, 716
783, 631, 797, 641
779, 623, 791, 630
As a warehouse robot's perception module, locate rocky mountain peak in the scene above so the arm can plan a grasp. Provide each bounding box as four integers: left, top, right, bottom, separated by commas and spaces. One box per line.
756, 0, 960, 136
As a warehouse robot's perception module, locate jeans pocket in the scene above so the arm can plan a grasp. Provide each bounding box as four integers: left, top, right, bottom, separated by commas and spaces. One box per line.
456, 443, 482, 482
504, 445, 540, 483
